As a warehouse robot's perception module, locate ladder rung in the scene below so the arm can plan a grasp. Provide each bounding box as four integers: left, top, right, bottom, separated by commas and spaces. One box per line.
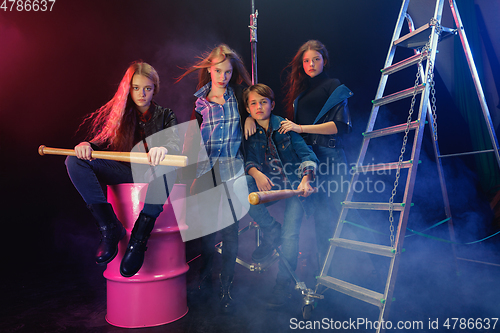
363, 121, 420, 139
342, 201, 407, 211
394, 22, 433, 48
394, 23, 456, 49
317, 276, 384, 307
353, 160, 414, 173
331, 238, 395, 257
381, 51, 428, 76
373, 84, 425, 106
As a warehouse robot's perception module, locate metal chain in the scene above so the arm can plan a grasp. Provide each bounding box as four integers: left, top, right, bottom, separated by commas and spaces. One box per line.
388, 18, 442, 246
388, 48, 424, 246
428, 17, 442, 141
428, 59, 438, 141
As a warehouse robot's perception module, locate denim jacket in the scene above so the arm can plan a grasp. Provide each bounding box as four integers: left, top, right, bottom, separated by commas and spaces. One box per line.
244, 114, 319, 216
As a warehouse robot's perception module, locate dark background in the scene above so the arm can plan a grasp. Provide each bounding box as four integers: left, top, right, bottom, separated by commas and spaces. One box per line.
0, 0, 404, 266
1, 0, 499, 332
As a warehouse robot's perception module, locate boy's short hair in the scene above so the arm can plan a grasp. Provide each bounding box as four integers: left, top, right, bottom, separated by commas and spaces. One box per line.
243, 83, 275, 108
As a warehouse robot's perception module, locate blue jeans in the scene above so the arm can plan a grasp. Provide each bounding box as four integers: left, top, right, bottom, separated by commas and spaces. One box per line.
233, 175, 305, 283
190, 164, 239, 278
65, 156, 176, 218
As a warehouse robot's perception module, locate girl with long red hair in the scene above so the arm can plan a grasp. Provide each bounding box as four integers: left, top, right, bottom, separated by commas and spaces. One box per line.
66, 61, 180, 278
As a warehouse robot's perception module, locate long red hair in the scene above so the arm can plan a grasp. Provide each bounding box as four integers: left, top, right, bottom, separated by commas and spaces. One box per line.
82, 61, 160, 152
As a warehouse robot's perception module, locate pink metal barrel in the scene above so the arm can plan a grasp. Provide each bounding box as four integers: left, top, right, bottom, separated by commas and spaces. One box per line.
104, 183, 189, 328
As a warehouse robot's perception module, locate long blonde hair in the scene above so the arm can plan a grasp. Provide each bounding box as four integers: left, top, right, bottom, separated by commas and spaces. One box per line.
283, 40, 330, 120
83, 61, 160, 151
176, 44, 251, 89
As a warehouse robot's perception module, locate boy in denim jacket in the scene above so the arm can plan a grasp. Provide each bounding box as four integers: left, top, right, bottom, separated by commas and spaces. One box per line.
233, 83, 318, 307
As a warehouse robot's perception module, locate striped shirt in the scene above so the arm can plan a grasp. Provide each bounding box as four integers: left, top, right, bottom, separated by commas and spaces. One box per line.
194, 82, 244, 182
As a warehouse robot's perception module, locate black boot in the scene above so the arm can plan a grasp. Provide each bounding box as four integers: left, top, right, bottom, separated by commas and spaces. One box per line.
219, 274, 234, 314
120, 213, 156, 277
88, 203, 125, 265
252, 222, 281, 262
267, 278, 291, 308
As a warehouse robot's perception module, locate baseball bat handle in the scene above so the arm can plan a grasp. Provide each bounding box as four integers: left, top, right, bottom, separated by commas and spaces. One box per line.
248, 189, 305, 205
38, 145, 188, 167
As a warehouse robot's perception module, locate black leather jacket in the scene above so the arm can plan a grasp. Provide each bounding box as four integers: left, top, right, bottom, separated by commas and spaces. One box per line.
139, 102, 181, 154
90, 102, 181, 154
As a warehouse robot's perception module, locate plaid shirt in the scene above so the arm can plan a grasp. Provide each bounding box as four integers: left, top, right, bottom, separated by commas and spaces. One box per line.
194, 83, 244, 182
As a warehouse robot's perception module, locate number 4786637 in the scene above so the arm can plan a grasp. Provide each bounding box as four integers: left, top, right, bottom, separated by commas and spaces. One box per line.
1, 0, 56, 12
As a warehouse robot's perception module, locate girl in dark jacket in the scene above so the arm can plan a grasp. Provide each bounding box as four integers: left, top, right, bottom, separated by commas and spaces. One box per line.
279, 40, 354, 267
66, 61, 180, 278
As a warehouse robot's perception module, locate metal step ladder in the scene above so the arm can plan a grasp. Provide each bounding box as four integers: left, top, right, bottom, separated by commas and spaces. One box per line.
314, 0, 500, 331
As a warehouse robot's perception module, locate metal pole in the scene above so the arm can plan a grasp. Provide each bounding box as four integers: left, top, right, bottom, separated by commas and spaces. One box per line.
249, 0, 258, 84
449, 0, 500, 170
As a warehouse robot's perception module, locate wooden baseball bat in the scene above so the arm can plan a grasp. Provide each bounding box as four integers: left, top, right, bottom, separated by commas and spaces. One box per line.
38, 145, 188, 167
248, 189, 308, 205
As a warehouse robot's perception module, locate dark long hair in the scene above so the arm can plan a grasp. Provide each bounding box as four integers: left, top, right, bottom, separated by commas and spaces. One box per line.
283, 40, 329, 120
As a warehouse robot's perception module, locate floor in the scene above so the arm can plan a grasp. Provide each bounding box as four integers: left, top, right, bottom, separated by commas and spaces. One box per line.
2, 203, 499, 333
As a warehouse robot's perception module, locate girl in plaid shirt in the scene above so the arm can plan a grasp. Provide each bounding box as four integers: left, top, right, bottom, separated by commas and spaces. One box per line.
178, 44, 251, 313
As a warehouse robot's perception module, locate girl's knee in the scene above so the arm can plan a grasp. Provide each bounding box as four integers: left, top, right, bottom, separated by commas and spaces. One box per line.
65, 155, 89, 173
65, 155, 78, 168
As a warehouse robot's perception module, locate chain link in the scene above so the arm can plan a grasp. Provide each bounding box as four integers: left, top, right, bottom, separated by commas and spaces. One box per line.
428, 17, 441, 141
388, 52, 422, 246
387, 19, 442, 246
429, 60, 438, 141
